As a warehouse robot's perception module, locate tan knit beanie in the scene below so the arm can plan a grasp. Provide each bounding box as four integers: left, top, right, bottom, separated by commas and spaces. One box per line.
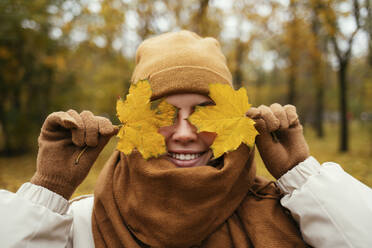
131, 30, 233, 99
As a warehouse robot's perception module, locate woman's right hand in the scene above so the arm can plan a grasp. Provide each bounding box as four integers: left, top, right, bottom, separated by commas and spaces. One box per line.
30, 110, 118, 199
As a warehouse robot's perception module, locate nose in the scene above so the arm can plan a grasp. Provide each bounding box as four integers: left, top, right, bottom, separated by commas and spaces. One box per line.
172, 117, 198, 144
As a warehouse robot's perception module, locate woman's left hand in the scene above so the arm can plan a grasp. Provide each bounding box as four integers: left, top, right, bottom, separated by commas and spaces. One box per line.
246, 103, 310, 179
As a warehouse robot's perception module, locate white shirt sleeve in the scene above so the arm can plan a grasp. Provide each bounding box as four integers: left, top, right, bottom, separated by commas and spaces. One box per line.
67, 195, 95, 248
0, 183, 73, 248
277, 156, 372, 248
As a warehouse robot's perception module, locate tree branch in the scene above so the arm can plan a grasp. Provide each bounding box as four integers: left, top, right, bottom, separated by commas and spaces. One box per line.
353, 0, 361, 29
330, 35, 342, 61
344, 0, 362, 61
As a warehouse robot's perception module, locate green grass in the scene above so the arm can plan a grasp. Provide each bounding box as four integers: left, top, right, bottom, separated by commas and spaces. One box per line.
0, 122, 371, 198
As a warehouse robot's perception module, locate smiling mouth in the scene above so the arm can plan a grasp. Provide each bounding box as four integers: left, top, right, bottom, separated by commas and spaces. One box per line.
168, 152, 204, 161
167, 151, 209, 167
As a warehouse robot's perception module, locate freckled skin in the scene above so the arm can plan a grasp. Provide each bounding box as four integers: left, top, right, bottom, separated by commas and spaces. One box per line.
158, 93, 217, 167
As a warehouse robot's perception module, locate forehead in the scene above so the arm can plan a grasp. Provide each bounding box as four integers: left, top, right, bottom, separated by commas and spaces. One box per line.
165, 93, 212, 108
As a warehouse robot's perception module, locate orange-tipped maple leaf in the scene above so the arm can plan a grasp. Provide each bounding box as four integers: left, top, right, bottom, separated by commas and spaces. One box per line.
188, 83, 258, 158
116, 80, 176, 159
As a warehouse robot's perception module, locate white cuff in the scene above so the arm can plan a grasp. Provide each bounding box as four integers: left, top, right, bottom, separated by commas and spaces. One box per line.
17, 183, 69, 214
276, 156, 322, 195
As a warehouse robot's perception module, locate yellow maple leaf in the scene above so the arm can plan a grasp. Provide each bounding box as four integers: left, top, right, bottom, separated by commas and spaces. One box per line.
116, 80, 176, 159
188, 83, 258, 158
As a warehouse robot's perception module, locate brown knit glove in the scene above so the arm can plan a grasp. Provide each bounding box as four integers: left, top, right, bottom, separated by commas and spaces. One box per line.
246, 103, 310, 179
30, 110, 118, 199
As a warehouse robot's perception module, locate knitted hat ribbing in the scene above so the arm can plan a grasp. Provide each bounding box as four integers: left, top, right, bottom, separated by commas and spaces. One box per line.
131, 30, 233, 99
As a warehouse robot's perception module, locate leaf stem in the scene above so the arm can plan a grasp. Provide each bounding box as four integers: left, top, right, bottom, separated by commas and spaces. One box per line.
74, 124, 123, 165
75, 146, 88, 165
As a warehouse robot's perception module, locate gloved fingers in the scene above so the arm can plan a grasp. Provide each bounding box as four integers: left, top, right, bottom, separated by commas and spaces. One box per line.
43, 111, 81, 134
43, 111, 78, 131
246, 107, 266, 134
81, 111, 99, 147
258, 105, 280, 132
97, 117, 119, 136
284, 104, 300, 127
271, 103, 289, 130
246, 107, 260, 119
252, 118, 269, 135
67, 109, 85, 147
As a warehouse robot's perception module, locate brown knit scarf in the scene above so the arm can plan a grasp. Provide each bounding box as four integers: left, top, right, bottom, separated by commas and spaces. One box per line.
92, 145, 307, 247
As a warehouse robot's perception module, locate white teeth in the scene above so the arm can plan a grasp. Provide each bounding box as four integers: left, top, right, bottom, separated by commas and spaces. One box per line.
170, 152, 201, 161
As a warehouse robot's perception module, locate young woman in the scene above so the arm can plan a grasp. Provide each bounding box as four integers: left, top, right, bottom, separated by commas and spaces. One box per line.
1, 31, 371, 248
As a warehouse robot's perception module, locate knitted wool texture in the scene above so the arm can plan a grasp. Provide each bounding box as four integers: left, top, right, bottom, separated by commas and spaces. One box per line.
31, 110, 116, 200
131, 30, 233, 99
92, 147, 307, 248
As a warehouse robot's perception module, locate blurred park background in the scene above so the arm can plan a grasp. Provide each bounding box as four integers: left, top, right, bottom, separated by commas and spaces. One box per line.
0, 0, 371, 196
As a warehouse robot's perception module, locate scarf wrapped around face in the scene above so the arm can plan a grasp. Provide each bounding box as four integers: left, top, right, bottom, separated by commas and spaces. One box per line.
92, 145, 307, 247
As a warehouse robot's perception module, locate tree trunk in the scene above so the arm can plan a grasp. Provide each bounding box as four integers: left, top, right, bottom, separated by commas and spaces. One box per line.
310, 9, 325, 138
193, 0, 210, 35
338, 62, 349, 152
234, 66, 243, 90
287, 70, 296, 105
366, 0, 372, 67
233, 41, 244, 89
315, 83, 324, 137
0, 99, 10, 155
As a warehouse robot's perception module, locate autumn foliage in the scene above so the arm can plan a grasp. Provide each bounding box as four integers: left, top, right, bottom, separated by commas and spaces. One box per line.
0, 0, 371, 156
